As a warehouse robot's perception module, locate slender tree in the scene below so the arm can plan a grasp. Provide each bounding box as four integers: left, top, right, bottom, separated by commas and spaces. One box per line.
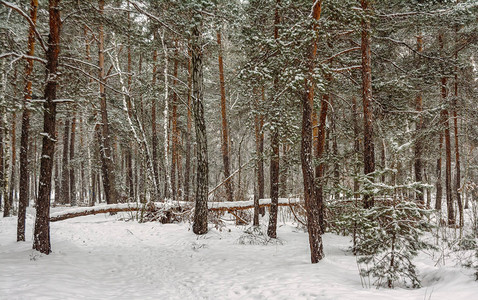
98, 0, 117, 204
217, 31, 234, 203
17, 0, 38, 241
414, 34, 424, 205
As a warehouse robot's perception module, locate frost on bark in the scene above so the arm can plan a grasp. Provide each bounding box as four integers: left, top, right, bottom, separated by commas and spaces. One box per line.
33, 0, 62, 254
191, 23, 208, 235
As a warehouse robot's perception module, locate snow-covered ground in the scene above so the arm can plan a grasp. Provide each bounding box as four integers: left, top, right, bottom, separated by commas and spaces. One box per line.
1, 208, 477, 299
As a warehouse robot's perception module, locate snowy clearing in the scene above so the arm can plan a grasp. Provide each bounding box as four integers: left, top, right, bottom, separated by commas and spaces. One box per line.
1, 208, 477, 300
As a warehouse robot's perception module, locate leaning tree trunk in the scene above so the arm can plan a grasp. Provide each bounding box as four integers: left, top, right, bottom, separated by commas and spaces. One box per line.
267, 0, 281, 239
191, 23, 208, 235
361, 0, 375, 209
18, 0, 38, 241
33, 0, 62, 254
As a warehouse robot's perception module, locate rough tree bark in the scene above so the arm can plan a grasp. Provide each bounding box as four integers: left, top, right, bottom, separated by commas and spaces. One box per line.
361, 0, 375, 209
267, 0, 281, 239
191, 22, 209, 235
300, 0, 324, 264
315, 90, 329, 234
33, 0, 62, 254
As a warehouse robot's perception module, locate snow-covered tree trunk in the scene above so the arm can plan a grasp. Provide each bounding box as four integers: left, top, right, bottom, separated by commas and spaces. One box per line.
191, 21, 208, 235
33, 0, 62, 254
17, 0, 38, 241
300, 0, 324, 264
267, 0, 281, 239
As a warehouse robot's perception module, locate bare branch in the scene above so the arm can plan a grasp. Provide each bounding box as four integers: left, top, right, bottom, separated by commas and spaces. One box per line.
0, 0, 47, 53
0, 52, 47, 63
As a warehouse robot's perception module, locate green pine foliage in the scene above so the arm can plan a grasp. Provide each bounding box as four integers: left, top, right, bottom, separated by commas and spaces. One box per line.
353, 201, 435, 288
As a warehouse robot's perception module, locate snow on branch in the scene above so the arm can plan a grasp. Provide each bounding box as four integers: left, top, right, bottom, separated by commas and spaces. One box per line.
0, 1, 47, 53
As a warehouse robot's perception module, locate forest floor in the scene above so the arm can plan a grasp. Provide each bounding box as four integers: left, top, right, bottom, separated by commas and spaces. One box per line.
1, 207, 477, 299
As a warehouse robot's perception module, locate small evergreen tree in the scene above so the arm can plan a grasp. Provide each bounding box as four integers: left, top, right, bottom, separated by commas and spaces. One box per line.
353, 201, 435, 288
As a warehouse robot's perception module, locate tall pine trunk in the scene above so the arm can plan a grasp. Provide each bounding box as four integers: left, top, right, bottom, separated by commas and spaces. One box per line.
267, 0, 281, 239
361, 0, 375, 209
171, 42, 179, 202
69, 113, 76, 206
5, 112, 17, 217
98, 0, 117, 204
439, 33, 455, 225
300, 0, 324, 264
453, 28, 463, 228
59, 118, 70, 205
184, 53, 192, 202
18, 0, 38, 241
151, 36, 161, 200
192, 22, 208, 235
217, 31, 234, 203
414, 34, 424, 204
33, 0, 62, 254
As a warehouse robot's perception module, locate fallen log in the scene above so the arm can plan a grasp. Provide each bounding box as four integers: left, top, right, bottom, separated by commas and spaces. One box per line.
50, 206, 139, 222
49, 198, 300, 222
